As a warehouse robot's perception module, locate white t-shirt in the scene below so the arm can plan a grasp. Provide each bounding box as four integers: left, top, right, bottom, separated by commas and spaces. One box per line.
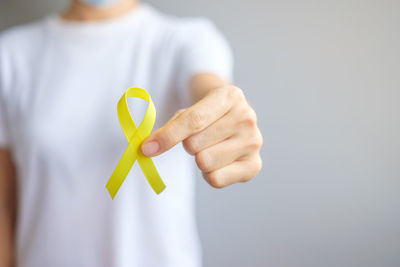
0, 4, 232, 267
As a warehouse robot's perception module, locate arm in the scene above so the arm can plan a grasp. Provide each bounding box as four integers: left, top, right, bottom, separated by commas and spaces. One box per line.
141, 73, 262, 188
0, 149, 17, 267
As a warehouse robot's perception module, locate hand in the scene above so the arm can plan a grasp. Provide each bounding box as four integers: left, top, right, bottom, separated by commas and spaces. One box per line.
141, 85, 263, 188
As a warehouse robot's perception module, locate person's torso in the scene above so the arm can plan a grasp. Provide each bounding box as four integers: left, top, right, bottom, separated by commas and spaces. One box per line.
0, 5, 201, 267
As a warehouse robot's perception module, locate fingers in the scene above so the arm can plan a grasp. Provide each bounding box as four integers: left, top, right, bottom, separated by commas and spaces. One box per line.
193, 127, 262, 173
183, 100, 260, 155
193, 137, 247, 173
169, 109, 186, 121
142, 86, 243, 157
182, 111, 237, 155
202, 154, 263, 188
140, 84, 263, 189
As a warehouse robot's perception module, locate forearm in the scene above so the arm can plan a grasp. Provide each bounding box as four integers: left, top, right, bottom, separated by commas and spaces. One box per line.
0, 212, 15, 267
0, 149, 17, 267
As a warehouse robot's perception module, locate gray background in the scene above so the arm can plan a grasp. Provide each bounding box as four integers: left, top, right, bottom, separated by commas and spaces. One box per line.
1, 0, 399, 266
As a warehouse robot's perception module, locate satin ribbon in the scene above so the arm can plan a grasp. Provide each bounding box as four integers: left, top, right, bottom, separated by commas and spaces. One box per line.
106, 87, 166, 199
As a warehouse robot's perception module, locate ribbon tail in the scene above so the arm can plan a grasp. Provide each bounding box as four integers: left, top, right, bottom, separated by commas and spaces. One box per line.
106, 142, 139, 199
137, 154, 166, 194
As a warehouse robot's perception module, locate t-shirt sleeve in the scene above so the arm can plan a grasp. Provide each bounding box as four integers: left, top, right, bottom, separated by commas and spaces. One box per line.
176, 19, 234, 106
0, 35, 11, 149
0, 100, 9, 149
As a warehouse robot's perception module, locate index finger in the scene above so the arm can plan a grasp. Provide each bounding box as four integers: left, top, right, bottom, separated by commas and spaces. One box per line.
141, 86, 238, 157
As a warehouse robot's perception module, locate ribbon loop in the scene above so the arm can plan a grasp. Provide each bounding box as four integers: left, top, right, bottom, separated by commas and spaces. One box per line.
106, 87, 166, 199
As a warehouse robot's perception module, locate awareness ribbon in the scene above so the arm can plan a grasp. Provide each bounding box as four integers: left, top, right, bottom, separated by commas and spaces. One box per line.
106, 87, 166, 199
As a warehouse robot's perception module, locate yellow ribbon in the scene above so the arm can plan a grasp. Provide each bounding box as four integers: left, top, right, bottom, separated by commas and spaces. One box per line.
106, 87, 166, 199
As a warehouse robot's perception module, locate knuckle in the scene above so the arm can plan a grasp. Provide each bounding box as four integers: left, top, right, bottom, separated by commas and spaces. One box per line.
173, 109, 185, 119
253, 156, 263, 175
248, 130, 263, 151
236, 104, 257, 130
255, 130, 263, 147
248, 108, 258, 123
242, 116, 257, 130
195, 151, 213, 172
241, 157, 262, 183
182, 137, 199, 155
187, 109, 206, 131
226, 85, 244, 100
240, 174, 252, 183
206, 172, 225, 189
242, 107, 258, 126
161, 128, 178, 148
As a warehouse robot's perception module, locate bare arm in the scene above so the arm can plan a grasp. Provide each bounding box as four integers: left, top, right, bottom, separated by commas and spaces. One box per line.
0, 149, 17, 267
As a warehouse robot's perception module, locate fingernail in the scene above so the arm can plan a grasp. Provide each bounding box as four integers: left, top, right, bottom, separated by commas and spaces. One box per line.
141, 141, 160, 157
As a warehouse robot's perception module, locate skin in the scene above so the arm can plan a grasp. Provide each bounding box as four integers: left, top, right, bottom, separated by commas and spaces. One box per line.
0, 0, 262, 265
141, 74, 263, 188
61, 0, 139, 21
0, 150, 16, 267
